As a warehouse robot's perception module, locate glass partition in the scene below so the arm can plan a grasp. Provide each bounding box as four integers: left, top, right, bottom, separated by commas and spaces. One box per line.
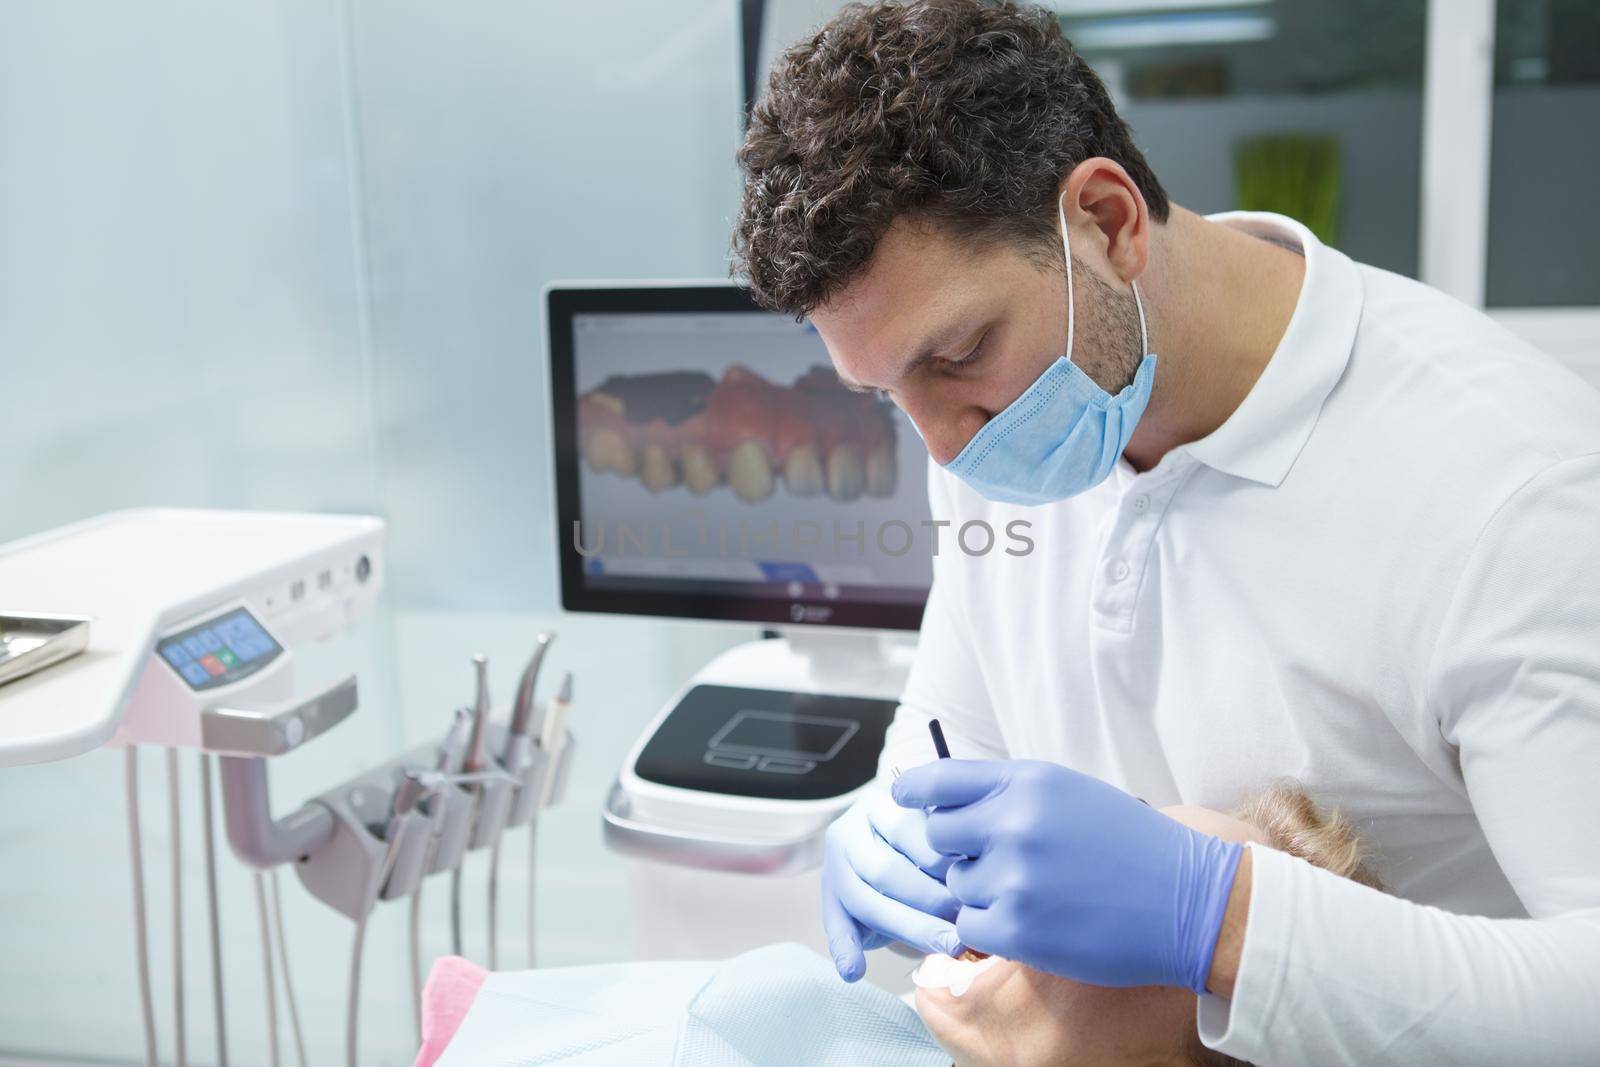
1056, 0, 1429, 277
1486, 0, 1600, 307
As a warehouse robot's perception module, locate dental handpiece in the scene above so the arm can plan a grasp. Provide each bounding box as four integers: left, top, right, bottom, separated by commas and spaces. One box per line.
463, 654, 492, 773
539, 672, 573, 756
507, 632, 554, 749
436, 707, 473, 774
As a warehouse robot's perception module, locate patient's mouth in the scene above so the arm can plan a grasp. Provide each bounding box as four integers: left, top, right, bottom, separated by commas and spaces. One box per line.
912, 953, 1004, 998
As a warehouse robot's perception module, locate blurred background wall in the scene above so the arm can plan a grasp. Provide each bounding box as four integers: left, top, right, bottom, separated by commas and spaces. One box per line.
0, 2, 751, 1063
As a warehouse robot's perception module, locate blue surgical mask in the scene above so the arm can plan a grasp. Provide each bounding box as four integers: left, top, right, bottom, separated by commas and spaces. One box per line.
943, 196, 1156, 506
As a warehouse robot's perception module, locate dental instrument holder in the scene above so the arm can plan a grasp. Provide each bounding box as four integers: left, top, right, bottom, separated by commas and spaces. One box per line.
294, 714, 574, 921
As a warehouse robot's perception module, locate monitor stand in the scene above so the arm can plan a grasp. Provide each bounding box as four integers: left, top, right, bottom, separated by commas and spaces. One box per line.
689, 628, 914, 703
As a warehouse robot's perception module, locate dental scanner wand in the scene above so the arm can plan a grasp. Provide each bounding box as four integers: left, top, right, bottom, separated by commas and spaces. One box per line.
927, 718, 989, 963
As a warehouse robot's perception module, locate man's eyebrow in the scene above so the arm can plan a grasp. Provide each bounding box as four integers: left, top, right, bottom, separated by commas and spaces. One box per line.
834, 320, 972, 393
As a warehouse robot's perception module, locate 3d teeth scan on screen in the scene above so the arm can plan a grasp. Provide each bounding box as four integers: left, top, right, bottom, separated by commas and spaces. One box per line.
565, 301, 934, 621
578, 364, 898, 502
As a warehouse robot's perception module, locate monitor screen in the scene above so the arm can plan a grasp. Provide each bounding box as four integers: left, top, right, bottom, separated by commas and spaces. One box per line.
548, 284, 932, 630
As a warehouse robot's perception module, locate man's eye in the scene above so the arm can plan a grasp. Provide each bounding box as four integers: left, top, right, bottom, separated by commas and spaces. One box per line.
948, 333, 989, 371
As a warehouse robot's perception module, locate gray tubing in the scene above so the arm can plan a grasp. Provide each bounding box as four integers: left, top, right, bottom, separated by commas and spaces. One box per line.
218, 755, 336, 869
167, 749, 188, 1067
270, 871, 308, 1067
526, 815, 539, 968
199, 754, 229, 1067
254, 873, 281, 1067
125, 749, 159, 1067
450, 866, 463, 957
410, 885, 424, 1043
349, 821, 407, 1067
488, 839, 500, 970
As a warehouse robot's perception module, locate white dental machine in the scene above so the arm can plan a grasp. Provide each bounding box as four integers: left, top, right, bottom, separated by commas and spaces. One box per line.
0, 508, 576, 1067
546, 283, 931, 985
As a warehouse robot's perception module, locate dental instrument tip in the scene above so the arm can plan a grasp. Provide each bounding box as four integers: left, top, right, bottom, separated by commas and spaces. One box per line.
509, 632, 555, 741
465, 655, 492, 772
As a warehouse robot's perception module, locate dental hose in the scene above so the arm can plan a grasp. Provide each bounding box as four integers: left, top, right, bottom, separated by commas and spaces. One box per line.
199, 754, 229, 1067
125, 748, 159, 1067
449, 863, 464, 956
488, 839, 501, 970
270, 870, 309, 1067
526, 815, 539, 967
166, 748, 188, 1067
410, 882, 424, 1043
253, 873, 281, 1067
435, 706, 473, 960
351, 770, 437, 1067
528, 673, 573, 968
348, 827, 405, 1067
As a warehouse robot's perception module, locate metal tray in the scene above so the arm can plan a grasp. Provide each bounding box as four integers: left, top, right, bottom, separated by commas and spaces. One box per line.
0, 613, 93, 688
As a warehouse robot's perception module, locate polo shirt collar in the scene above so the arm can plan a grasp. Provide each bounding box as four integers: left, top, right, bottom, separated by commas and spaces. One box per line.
1175, 211, 1364, 488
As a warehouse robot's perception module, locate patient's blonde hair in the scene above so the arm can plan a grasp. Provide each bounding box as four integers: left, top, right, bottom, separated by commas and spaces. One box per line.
1187, 781, 1385, 1067
1231, 779, 1385, 892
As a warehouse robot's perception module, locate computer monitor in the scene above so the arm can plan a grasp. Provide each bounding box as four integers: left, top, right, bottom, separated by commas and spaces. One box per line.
547, 283, 932, 631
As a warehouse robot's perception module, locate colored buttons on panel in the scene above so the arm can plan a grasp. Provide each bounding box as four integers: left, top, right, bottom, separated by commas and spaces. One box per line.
231, 635, 271, 662
212, 616, 257, 647
178, 662, 212, 686
199, 655, 227, 677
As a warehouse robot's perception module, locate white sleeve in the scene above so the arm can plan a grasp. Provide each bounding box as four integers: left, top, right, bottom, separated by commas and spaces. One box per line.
876, 466, 1009, 777
1199, 454, 1600, 1065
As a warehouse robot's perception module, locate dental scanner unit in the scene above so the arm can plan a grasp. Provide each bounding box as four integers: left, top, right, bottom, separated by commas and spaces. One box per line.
0, 508, 577, 1067
547, 283, 929, 986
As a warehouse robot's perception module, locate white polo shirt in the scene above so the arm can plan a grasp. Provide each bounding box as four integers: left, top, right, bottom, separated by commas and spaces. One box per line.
882, 212, 1600, 1064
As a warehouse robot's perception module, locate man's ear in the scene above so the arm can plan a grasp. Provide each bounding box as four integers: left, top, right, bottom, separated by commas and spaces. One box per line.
1059, 158, 1149, 284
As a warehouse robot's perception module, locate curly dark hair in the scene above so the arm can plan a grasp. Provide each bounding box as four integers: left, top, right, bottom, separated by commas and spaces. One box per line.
731, 0, 1169, 318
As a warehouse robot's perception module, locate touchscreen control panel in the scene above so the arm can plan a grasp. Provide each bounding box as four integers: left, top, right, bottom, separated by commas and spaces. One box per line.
157, 607, 283, 692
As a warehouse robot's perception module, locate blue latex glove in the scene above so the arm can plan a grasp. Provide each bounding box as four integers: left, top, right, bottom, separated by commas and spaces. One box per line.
891, 759, 1243, 994
820, 783, 963, 982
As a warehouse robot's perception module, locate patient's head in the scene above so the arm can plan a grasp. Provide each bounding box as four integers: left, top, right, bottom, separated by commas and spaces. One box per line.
915, 782, 1383, 1067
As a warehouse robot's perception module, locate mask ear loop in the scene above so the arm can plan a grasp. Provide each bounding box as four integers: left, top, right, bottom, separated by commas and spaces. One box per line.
1131, 277, 1150, 357
1058, 191, 1151, 360
1057, 192, 1076, 365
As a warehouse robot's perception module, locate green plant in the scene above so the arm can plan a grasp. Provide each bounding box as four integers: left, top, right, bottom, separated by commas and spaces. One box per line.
1234, 134, 1342, 246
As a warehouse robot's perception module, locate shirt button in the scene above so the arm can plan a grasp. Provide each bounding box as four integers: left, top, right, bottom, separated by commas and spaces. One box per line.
1131, 494, 1150, 514
1109, 560, 1130, 582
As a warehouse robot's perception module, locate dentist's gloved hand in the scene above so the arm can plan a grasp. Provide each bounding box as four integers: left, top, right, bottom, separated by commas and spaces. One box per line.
892, 759, 1243, 995
821, 782, 963, 982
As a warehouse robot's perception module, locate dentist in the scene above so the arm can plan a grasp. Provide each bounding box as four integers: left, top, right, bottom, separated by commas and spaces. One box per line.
732, 2, 1600, 1064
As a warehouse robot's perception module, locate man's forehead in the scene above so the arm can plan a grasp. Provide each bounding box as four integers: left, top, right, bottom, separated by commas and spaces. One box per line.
813, 224, 969, 362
